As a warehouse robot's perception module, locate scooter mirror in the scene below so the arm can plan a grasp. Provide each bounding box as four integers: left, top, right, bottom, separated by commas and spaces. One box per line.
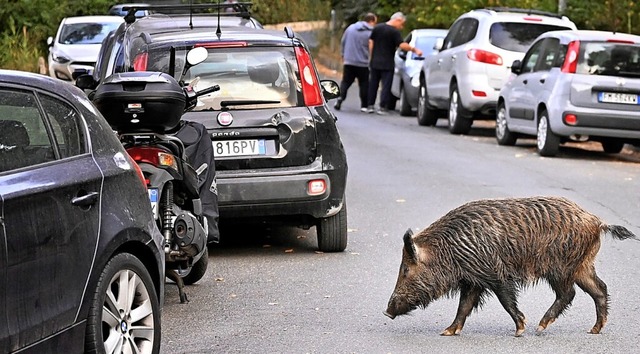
186, 47, 208, 66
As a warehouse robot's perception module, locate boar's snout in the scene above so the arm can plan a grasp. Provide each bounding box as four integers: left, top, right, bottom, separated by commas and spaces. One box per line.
383, 311, 396, 319
385, 293, 415, 320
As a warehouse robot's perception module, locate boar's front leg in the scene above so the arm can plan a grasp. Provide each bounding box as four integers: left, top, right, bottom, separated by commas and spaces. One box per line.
442, 283, 485, 336
492, 282, 527, 337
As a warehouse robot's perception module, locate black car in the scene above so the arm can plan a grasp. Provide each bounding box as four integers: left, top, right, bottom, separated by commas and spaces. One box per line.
78, 6, 349, 252
0, 69, 164, 353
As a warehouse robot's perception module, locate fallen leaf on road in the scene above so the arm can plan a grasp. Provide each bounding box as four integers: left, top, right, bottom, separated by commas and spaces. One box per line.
285, 249, 294, 253
215, 277, 225, 282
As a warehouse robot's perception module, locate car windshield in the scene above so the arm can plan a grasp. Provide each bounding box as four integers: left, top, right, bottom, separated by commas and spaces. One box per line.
577, 42, 640, 78
490, 22, 571, 52
59, 21, 121, 45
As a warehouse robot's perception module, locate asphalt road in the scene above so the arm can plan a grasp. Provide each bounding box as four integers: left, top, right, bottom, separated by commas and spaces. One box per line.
161, 84, 640, 353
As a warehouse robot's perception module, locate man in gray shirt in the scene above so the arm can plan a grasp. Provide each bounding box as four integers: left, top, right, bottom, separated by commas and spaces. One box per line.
335, 12, 377, 112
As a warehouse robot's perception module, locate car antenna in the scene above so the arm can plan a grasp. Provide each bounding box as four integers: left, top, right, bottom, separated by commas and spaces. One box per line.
189, 0, 194, 30
216, 0, 222, 38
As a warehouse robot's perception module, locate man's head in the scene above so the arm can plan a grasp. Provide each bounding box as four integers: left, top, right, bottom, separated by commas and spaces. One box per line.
388, 12, 406, 29
363, 12, 377, 25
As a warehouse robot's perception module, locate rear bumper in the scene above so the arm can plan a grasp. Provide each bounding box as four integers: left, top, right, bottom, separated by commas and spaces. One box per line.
548, 98, 640, 139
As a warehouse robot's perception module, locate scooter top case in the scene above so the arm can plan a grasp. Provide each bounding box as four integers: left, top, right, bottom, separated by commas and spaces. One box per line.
93, 71, 186, 133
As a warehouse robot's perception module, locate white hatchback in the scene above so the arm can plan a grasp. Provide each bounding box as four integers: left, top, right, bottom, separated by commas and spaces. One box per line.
418, 8, 576, 133
47, 16, 123, 82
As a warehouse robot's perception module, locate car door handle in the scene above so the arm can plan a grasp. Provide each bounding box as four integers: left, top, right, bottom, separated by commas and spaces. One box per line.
539, 77, 546, 84
72, 191, 99, 207
523, 80, 528, 85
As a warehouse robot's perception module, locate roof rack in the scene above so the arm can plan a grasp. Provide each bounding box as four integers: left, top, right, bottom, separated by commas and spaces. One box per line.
122, 2, 254, 24
481, 7, 563, 19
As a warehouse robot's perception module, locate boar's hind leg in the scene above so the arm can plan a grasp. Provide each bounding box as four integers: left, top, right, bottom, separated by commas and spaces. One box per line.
575, 266, 609, 334
537, 277, 576, 334
442, 283, 485, 336
491, 283, 527, 337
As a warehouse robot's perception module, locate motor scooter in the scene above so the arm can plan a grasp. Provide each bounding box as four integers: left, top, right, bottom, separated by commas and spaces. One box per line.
92, 47, 219, 302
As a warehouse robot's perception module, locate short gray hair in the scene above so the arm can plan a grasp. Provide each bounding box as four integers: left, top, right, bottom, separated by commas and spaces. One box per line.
390, 12, 405, 21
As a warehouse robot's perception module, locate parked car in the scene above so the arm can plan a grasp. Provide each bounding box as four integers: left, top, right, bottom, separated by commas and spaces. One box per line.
0, 69, 164, 353
47, 15, 124, 82
496, 30, 640, 156
391, 28, 448, 116
418, 8, 576, 131
76, 9, 348, 252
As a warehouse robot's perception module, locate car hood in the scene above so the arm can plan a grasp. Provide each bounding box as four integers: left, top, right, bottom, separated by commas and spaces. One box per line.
51, 43, 102, 62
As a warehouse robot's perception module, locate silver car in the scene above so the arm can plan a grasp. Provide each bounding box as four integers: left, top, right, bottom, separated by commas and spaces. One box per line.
47, 16, 124, 82
391, 28, 447, 116
497, 30, 640, 157
418, 8, 576, 131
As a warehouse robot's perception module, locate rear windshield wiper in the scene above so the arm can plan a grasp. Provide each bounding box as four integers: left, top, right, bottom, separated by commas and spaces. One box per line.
220, 100, 281, 108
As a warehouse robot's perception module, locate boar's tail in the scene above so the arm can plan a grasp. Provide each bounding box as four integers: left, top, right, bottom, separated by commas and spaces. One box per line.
603, 224, 638, 241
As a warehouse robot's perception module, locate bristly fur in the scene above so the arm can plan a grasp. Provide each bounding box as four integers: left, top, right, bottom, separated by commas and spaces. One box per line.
386, 196, 637, 336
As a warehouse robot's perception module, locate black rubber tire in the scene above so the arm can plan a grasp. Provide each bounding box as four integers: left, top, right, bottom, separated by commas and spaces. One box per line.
399, 85, 412, 116
448, 83, 473, 134
317, 202, 347, 252
495, 101, 517, 146
85, 253, 161, 354
601, 140, 624, 153
417, 81, 438, 126
180, 246, 208, 285
536, 110, 560, 157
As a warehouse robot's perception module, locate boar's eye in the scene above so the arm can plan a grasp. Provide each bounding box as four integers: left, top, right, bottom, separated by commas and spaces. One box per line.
401, 264, 409, 277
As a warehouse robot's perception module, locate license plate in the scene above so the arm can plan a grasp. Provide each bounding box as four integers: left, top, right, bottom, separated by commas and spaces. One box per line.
148, 188, 158, 219
598, 92, 639, 105
214, 139, 266, 157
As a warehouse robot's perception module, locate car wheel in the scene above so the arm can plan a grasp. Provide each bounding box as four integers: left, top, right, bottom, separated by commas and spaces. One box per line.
399, 84, 412, 116
317, 201, 347, 252
417, 82, 438, 126
537, 110, 560, 157
496, 102, 517, 146
85, 253, 160, 354
448, 83, 473, 134
601, 140, 624, 153
178, 246, 208, 285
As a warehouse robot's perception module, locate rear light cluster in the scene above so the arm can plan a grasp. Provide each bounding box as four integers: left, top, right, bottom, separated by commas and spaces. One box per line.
294, 47, 324, 106
561, 40, 581, 73
127, 146, 178, 171
467, 49, 503, 66
564, 113, 578, 126
307, 179, 327, 196
133, 53, 148, 71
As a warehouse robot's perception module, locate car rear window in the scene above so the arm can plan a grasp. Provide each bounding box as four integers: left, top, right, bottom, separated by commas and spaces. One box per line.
577, 42, 640, 77
489, 22, 571, 52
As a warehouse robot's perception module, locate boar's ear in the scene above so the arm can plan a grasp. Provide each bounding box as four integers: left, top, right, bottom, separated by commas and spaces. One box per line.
403, 228, 418, 263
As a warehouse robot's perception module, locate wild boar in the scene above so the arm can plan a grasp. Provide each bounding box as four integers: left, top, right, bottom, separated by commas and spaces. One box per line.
384, 196, 637, 336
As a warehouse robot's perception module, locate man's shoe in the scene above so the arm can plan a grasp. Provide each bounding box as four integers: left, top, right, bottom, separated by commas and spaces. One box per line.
334, 99, 342, 111
365, 106, 375, 114
376, 108, 388, 115
360, 107, 368, 112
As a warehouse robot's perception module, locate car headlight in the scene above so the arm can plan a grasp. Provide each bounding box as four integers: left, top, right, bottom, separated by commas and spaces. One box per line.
52, 53, 71, 64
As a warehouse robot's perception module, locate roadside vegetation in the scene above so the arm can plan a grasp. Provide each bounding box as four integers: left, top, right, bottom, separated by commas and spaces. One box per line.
1, 0, 638, 72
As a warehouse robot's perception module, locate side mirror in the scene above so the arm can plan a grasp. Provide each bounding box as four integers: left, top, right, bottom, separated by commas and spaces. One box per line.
47, 36, 53, 47
75, 74, 98, 90
320, 80, 340, 101
186, 47, 208, 66
511, 60, 522, 74
433, 37, 444, 51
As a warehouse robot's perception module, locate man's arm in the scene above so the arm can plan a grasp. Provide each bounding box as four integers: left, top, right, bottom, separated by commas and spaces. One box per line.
399, 42, 423, 56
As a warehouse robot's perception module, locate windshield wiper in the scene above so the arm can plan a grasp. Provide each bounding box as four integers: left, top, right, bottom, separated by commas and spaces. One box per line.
220, 100, 280, 108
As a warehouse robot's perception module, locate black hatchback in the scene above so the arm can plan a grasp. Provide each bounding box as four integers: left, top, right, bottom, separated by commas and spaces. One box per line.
78, 7, 349, 252
0, 70, 164, 353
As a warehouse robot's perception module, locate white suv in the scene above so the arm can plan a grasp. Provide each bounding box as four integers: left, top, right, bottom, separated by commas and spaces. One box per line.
417, 8, 576, 133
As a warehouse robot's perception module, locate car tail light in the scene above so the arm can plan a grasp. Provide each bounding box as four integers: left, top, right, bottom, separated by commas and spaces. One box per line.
127, 146, 178, 171
467, 49, 503, 66
522, 17, 543, 22
194, 41, 247, 48
472, 90, 487, 97
561, 40, 580, 73
133, 53, 148, 71
564, 113, 578, 125
307, 179, 327, 196
132, 160, 147, 186
294, 47, 323, 106
607, 39, 635, 44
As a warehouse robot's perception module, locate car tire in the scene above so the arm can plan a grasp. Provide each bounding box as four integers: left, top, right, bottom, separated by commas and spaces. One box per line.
537, 110, 560, 157
317, 201, 347, 252
85, 253, 160, 354
178, 246, 208, 285
399, 84, 412, 116
448, 83, 473, 134
495, 102, 517, 146
417, 81, 438, 126
601, 140, 624, 154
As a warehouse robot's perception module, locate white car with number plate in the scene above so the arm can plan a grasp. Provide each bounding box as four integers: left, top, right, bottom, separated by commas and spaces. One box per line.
496, 30, 640, 157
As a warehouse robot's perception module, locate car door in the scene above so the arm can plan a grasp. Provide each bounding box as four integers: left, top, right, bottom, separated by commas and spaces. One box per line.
391, 32, 413, 98
0, 86, 101, 350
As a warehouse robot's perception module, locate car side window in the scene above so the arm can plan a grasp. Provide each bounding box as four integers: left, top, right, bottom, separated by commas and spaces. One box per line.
442, 20, 463, 50
38, 93, 85, 158
0, 88, 55, 172
537, 38, 561, 72
521, 40, 545, 74
452, 19, 478, 47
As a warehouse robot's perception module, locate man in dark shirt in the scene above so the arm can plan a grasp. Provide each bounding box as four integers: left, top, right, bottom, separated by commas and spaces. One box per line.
367, 12, 423, 114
